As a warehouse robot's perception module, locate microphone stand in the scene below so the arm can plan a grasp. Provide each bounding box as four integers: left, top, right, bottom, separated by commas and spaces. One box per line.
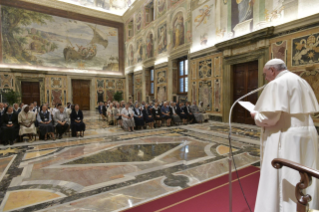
228, 85, 266, 212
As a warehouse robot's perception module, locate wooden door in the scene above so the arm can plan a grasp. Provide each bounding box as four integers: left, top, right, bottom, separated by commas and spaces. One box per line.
21, 82, 40, 105
72, 80, 90, 110
232, 61, 258, 125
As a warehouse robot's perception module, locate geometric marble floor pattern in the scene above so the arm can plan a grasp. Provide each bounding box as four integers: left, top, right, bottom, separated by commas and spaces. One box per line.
0, 114, 260, 212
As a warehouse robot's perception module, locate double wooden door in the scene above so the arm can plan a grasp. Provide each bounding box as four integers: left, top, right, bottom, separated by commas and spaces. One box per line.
232, 61, 258, 125
21, 82, 40, 105
72, 80, 90, 110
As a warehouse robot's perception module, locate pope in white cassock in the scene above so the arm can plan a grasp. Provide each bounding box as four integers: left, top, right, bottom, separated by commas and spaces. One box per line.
252, 59, 319, 212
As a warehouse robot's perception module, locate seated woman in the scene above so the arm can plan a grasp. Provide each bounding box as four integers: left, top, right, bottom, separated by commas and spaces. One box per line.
37, 105, 55, 140
1, 106, 19, 145
53, 106, 70, 139
161, 102, 172, 127
191, 101, 204, 123
121, 103, 135, 132
18, 105, 37, 142
152, 103, 162, 128
198, 101, 209, 122
143, 104, 154, 129
133, 103, 144, 129
107, 103, 116, 125
70, 104, 85, 137
176, 102, 188, 125
114, 103, 122, 126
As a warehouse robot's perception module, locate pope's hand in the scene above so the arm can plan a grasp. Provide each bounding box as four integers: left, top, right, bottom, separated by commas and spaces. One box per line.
250, 112, 256, 119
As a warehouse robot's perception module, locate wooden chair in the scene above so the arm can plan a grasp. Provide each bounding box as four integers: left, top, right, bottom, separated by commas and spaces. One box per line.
20, 133, 37, 142
272, 158, 319, 212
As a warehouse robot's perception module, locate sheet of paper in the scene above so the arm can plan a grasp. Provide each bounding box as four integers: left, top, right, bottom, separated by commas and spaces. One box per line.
238, 101, 255, 112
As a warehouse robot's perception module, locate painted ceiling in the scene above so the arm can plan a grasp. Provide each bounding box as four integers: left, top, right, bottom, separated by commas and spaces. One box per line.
57, 0, 135, 16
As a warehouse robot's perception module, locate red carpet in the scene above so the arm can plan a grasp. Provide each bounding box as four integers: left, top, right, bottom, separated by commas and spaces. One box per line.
123, 166, 260, 212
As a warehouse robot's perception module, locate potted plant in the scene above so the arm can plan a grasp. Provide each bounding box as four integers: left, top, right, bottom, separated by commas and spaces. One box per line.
3, 89, 21, 105
113, 91, 123, 102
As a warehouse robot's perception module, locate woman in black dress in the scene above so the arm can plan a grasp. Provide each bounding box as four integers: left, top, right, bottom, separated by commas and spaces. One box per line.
152, 103, 162, 128
133, 103, 144, 129
70, 104, 86, 137
143, 104, 154, 129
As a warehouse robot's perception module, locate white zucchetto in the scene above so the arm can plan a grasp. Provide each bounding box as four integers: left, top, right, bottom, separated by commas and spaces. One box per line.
265, 58, 285, 66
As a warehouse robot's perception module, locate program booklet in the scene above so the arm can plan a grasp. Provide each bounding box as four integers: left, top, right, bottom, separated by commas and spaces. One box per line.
238, 101, 255, 113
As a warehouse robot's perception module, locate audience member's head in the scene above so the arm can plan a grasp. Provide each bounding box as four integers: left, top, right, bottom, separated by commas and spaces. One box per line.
134, 103, 139, 108
145, 104, 149, 109
109, 103, 113, 108
13, 103, 18, 110
19, 103, 24, 108
75, 104, 79, 111
0, 103, 3, 109
57, 103, 62, 108
33, 101, 37, 107
154, 102, 158, 108
42, 105, 47, 112
23, 105, 29, 113
59, 106, 64, 113
4, 103, 8, 108
29, 103, 34, 111
99, 101, 103, 106
71, 104, 75, 110
7, 105, 13, 114
125, 103, 129, 109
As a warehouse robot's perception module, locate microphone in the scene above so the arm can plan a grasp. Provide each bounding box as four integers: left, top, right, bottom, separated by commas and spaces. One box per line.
227, 84, 266, 212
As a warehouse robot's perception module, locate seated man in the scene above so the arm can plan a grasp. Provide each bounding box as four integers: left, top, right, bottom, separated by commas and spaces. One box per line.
185, 102, 195, 124
170, 102, 181, 125
161, 102, 172, 127
121, 103, 135, 132
107, 103, 116, 125
133, 103, 144, 129
176, 102, 188, 125
33, 101, 39, 113
143, 104, 154, 129
53, 106, 70, 139
37, 105, 55, 140
1, 106, 19, 145
18, 105, 37, 142
98, 101, 105, 120
198, 101, 209, 122
70, 104, 85, 137
191, 101, 205, 123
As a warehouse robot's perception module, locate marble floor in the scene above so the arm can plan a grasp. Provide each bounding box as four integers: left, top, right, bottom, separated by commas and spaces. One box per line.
0, 111, 260, 212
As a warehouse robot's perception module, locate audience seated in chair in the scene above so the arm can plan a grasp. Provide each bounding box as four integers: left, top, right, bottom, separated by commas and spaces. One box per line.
176, 102, 188, 125
1, 106, 19, 145
121, 103, 135, 132
37, 105, 55, 140
170, 102, 181, 125
70, 104, 85, 137
152, 103, 162, 128
133, 103, 144, 129
107, 103, 116, 125
114, 103, 122, 127
143, 104, 154, 129
198, 101, 209, 122
185, 102, 195, 124
18, 105, 37, 143
191, 101, 205, 123
161, 102, 172, 127
53, 106, 70, 139
98, 101, 105, 120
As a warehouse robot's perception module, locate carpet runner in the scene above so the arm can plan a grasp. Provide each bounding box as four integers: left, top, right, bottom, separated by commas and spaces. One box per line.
123, 166, 260, 212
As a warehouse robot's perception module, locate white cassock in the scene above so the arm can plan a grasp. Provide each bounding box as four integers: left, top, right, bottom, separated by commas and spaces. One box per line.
254, 70, 319, 212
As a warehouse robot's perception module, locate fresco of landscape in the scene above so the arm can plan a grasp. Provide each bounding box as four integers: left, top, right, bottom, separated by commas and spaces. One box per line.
1, 6, 120, 71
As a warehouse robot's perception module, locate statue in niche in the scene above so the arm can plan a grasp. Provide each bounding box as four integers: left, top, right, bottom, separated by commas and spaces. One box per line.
173, 12, 184, 48
97, 88, 104, 103
157, 24, 167, 54
136, 39, 143, 62
146, 33, 154, 58
237, 0, 253, 23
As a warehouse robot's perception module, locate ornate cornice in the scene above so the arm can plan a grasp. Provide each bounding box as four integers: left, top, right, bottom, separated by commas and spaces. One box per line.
14, 0, 124, 23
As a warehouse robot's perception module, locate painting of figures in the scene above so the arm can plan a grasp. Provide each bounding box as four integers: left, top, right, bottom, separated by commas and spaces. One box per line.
146, 32, 154, 59
173, 12, 184, 48
136, 38, 143, 63
128, 45, 134, 66
192, 1, 214, 51
157, 0, 166, 18
157, 23, 167, 54
292, 33, 319, 66
157, 86, 167, 103
135, 10, 143, 32
1, 5, 120, 71
198, 80, 212, 111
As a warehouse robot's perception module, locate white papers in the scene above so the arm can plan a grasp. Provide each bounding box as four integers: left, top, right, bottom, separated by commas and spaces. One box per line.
238, 101, 255, 112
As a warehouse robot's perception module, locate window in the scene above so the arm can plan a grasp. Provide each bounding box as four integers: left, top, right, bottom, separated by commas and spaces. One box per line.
145, 1, 154, 25
150, 69, 154, 95
178, 58, 188, 94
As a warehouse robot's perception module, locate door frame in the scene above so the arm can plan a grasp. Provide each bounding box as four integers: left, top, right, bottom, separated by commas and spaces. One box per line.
69, 77, 93, 110
15, 76, 45, 105
222, 48, 268, 122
